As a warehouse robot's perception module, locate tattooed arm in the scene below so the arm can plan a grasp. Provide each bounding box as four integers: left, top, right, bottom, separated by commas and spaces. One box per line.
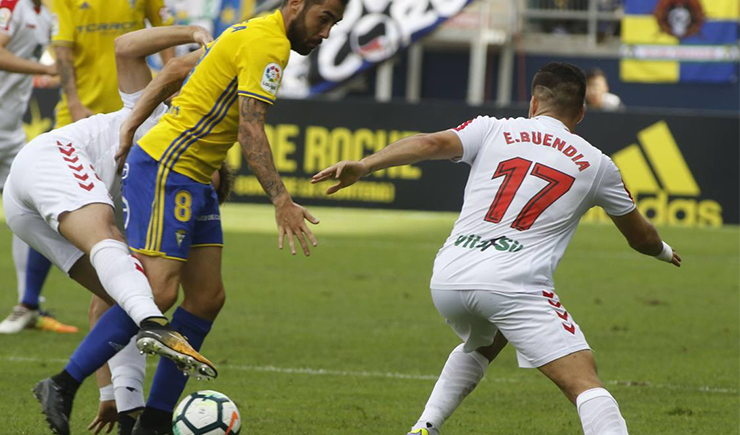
115, 49, 202, 172
238, 96, 319, 256
54, 45, 93, 121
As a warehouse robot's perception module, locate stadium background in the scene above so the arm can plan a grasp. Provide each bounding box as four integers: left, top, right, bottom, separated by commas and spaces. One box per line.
24, 0, 740, 227
5, 1, 739, 434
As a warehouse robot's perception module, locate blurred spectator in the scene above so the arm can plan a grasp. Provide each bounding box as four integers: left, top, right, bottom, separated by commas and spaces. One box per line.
51, 0, 174, 126
586, 68, 624, 111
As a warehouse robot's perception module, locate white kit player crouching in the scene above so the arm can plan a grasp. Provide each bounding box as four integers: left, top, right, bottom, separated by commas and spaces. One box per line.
2, 24, 218, 435
313, 62, 681, 435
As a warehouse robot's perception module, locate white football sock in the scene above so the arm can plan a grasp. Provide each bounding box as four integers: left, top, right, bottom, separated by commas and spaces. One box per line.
12, 235, 29, 303
89, 239, 162, 325
577, 388, 629, 435
110, 337, 146, 413
413, 344, 489, 431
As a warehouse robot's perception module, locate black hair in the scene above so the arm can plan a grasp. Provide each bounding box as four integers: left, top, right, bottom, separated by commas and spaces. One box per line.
586, 67, 606, 82
531, 62, 587, 119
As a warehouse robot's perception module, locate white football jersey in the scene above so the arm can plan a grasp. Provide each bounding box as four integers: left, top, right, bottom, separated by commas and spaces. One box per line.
29, 91, 166, 199
0, 0, 52, 148
430, 115, 635, 293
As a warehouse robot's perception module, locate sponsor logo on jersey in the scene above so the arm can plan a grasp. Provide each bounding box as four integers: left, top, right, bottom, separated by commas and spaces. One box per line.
453, 233, 525, 253
75, 21, 139, 34
584, 121, 722, 227
261, 63, 282, 95
196, 214, 221, 222
79, 1, 90, 10
175, 230, 187, 247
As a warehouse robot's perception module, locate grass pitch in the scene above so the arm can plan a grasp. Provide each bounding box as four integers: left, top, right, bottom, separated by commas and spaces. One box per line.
0, 203, 737, 435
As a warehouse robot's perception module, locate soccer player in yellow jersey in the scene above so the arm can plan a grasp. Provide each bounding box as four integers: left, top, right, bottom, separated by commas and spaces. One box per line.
112, 0, 348, 432
52, 0, 174, 126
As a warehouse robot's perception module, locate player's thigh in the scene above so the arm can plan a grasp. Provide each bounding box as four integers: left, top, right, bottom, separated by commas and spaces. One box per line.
58, 203, 125, 253
431, 289, 500, 353
181, 246, 224, 321
489, 290, 591, 370
4, 187, 86, 276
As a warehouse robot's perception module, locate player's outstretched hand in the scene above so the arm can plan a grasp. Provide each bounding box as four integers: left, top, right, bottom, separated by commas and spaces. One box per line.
311, 160, 370, 195
191, 25, 213, 47
87, 400, 117, 434
274, 198, 319, 256
670, 249, 682, 267
116, 119, 136, 173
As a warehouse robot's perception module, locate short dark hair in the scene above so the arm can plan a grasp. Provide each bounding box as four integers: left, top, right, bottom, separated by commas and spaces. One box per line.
586, 67, 606, 82
531, 62, 586, 118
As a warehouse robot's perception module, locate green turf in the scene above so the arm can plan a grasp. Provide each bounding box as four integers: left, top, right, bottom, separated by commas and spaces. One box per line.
0, 204, 737, 435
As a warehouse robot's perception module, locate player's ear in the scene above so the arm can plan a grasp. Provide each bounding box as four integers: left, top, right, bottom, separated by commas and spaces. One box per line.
576, 104, 585, 125
288, 0, 304, 14
528, 96, 537, 118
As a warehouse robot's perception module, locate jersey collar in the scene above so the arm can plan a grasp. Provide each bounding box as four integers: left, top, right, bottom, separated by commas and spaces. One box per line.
273, 9, 287, 37
534, 115, 570, 133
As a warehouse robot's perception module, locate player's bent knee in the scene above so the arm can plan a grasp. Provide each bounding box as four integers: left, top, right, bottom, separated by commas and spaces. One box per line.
182, 284, 225, 320
152, 286, 179, 312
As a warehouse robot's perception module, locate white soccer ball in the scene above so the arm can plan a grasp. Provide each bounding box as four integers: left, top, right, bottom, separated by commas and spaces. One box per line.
172, 390, 241, 435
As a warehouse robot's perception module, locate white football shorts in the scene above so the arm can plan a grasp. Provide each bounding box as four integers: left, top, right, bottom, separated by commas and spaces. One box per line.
3, 136, 114, 274
431, 288, 591, 368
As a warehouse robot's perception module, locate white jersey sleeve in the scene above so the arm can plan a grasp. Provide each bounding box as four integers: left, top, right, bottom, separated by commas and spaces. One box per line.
593, 155, 636, 216
449, 116, 499, 165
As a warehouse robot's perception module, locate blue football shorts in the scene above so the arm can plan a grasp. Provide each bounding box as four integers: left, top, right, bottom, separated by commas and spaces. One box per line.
122, 145, 223, 261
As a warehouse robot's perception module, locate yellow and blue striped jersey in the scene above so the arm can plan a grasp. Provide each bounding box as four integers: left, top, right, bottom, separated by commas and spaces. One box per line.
138, 10, 290, 184
52, 0, 172, 127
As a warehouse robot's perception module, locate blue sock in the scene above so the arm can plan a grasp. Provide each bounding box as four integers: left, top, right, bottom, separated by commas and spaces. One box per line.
21, 249, 52, 309
147, 307, 212, 412
65, 305, 138, 383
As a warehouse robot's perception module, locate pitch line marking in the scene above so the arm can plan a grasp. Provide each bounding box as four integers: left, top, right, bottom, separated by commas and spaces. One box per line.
4, 355, 736, 395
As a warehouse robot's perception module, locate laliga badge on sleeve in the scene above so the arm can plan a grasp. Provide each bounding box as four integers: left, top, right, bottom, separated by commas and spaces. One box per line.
261, 63, 282, 95
0, 8, 12, 31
